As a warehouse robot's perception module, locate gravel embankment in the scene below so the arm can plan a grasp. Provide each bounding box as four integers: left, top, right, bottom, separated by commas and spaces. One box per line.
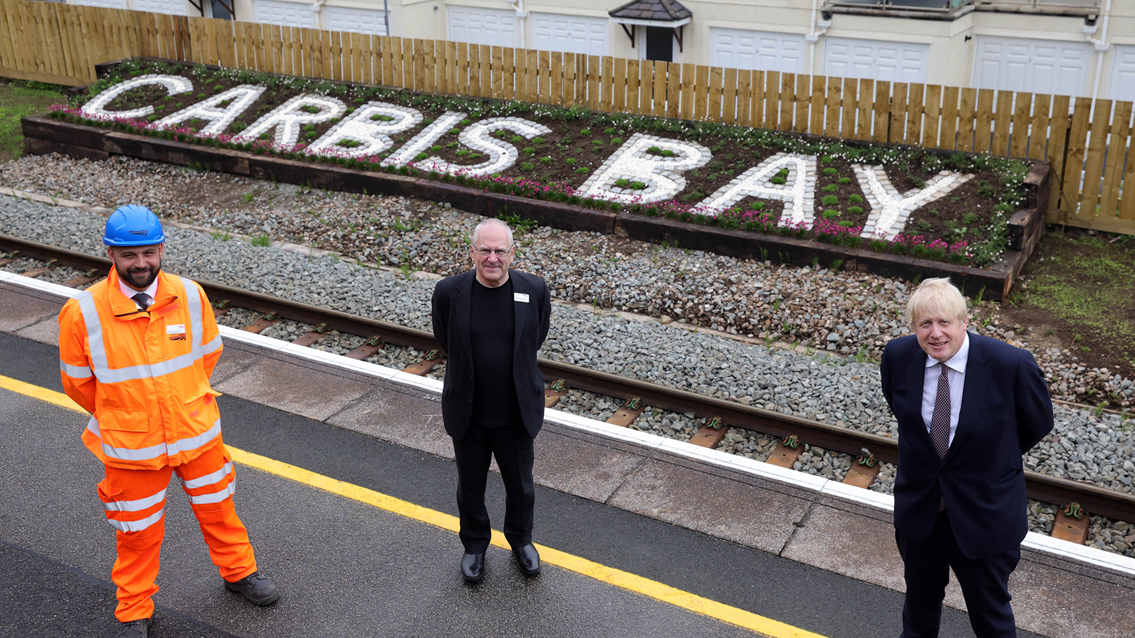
2, 176, 1133, 557
3, 154, 1131, 412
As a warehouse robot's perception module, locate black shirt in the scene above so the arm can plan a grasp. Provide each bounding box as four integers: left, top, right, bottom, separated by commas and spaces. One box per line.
470, 277, 522, 427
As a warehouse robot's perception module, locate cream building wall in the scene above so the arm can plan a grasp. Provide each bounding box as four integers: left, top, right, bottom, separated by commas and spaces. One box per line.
62, 0, 1133, 102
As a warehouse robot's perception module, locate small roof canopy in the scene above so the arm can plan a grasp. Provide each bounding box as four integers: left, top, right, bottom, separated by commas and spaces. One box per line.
608, 0, 692, 27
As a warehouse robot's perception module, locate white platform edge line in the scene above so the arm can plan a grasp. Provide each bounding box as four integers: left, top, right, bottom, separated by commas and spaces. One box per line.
7, 268, 1135, 578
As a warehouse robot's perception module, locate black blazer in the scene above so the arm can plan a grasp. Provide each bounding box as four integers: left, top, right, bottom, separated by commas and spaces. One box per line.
431, 269, 551, 440
881, 332, 1053, 559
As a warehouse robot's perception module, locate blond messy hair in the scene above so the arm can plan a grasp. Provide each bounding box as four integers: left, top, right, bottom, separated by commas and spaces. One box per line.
905, 277, 967, 329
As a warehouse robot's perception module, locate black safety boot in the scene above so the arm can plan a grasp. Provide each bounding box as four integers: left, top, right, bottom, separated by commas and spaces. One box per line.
115, 617, 151, 638
224, 570, 280, 606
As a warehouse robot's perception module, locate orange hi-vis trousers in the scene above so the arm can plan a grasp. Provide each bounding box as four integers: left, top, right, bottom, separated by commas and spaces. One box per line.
96, 441, 257, 622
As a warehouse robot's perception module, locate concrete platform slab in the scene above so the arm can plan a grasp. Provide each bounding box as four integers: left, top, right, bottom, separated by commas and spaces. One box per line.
325, 385, 452, 460
0, 281, 62, 332
214, 357, 372, 422
533, 424, 651, 503
15, 315, 60, 345
609, 454, 814, 555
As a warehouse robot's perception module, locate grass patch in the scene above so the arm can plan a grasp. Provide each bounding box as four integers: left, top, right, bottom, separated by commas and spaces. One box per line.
0, 80, 68, 162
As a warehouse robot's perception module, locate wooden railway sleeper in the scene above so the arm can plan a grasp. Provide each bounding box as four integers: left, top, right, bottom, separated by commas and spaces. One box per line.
544, 379, 568, 408
345, 336, 385, 360
1053, 501, 1091, 545
0, 250, 19, 267
292, 322, 330, 347
211, 299, 232, 317
241, 310, 282, 333
690, 416, 727, 449
62, 268, 102, 288
19, 258, 57, 279
606, 397, 645, 428
766, 434, 806, 469
842, 451, 881, 489
402, 349, 444, 376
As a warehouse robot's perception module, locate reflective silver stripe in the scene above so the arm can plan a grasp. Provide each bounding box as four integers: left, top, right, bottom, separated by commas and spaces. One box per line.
180, 277, 204, 355
60, 359, 93, 379
87, 417, 168, 462
187, 480, 236, 505
76, 278, 209, 385
202, 335, 223, 355
86, 417, 222, 462
102, 488, 168, 512
107, 508, 164, 533
181, 461, 233, 490
165, 419, 222, 457
76, 291, 110, 374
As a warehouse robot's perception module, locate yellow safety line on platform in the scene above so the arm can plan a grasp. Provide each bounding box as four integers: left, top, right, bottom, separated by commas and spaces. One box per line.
2, 374, 827, 638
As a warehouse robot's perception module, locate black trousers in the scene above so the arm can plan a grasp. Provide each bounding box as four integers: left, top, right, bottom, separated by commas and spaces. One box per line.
896, 511, 1021, 638
451, 422, 535, 554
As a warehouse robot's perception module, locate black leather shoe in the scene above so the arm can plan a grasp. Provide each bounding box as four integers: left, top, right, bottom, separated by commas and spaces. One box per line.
513, 543, 541, 576
461, 553, 485, 582
224, 570, 280, 606
115, 617, 151, 638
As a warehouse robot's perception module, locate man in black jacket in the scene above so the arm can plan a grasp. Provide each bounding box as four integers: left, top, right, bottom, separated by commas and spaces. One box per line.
431, 218, 551, 583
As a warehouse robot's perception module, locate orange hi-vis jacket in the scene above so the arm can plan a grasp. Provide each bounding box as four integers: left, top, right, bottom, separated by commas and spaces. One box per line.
58, 269, 225, 471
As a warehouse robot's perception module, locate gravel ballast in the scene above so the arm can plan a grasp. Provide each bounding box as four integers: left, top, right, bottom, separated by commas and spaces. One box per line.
2, 176, 1133, 558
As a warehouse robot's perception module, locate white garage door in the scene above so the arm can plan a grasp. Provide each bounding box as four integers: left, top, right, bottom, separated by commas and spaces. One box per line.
973, 36, 1089, 97
254, 0, 314, 28
72, 0, 128, 8
823, 37, 928, 83
531, 13, 607, 56
447, 6, 517, 48
134, 0, 187, 15
326, 5, 388, 36
1108, 45, 1135, 102
710, 28, 805, 74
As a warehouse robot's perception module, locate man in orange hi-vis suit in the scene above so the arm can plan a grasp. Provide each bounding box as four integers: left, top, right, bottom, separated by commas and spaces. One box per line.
58, 206, 279, 638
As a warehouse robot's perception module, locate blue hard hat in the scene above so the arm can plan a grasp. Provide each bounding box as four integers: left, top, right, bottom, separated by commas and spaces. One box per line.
104, 205, 165, 246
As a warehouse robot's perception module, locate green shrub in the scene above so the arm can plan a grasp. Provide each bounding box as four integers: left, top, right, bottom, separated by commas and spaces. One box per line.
822, 209, 840, 219
575, 167, 589, 174
849, 194, 864, 203
821, 195, 838, 205
838, 177, 851, 185
822, 167, 838, 176
566, 158, 577, 165
822, 184, 838, 192
522, 147, 536, 155
520, 161, 535, 171
848, 206, 863, 215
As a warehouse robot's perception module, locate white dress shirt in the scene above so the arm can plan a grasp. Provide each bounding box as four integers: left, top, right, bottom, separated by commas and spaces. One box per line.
920, 332, 970, 447
119, 277, 159, 310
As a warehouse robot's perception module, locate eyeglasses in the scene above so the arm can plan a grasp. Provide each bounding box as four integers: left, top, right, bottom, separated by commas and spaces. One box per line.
475, 247, 512, 257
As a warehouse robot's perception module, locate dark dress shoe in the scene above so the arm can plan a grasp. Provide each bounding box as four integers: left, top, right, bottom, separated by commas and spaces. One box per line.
462, 553, 485, 582
115, 617, 151, 638
513, 543, 541, 576
224, 570, 281, 606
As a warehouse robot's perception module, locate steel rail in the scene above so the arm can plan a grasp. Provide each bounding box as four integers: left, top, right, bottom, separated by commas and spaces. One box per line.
3, 232, 1134, 523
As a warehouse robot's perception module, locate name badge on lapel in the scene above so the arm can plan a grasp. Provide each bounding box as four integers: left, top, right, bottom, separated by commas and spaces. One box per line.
514, 293, 529, 303
167, 324, 186, 341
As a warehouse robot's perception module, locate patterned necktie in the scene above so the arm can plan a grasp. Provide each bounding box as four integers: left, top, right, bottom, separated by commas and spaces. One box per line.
132, 292, 152, 311
930, 362, 951, 511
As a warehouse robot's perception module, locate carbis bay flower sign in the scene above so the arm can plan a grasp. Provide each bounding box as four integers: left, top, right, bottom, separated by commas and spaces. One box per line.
81, 73, 975, 243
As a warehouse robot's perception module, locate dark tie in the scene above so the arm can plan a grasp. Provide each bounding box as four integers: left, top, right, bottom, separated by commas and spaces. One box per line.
132, 292, 152, 310
930, 362, 951, 511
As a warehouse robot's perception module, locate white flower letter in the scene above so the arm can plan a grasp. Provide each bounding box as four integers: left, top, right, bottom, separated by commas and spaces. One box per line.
699, 153, 817, 228
854, 166, 973, 240
416, 117, 552, 176
382, 111, 467, 167
155, 85, 266, 136
305, 102, 422, 158
580, 134, 711, 204
82, 74, 193, 120
233, 94, 346, 148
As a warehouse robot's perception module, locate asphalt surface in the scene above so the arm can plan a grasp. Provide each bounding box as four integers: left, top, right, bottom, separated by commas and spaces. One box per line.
0, 330, 1028, 638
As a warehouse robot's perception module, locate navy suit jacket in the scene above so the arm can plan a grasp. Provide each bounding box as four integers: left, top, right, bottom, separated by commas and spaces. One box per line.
880, 332, 1053, 559
431, 269, 551, 441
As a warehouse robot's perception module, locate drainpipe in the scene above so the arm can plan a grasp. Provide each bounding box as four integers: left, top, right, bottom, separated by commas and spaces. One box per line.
1087, 0, 1112, 109
806, 0, 831, 77
509, 0, 527, 49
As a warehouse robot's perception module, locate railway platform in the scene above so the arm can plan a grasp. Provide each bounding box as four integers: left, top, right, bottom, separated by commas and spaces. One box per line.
1, 272, 1133, 638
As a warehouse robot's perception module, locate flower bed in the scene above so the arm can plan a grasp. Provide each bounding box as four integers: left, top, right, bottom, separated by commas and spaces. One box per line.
21, 57, 1050, 297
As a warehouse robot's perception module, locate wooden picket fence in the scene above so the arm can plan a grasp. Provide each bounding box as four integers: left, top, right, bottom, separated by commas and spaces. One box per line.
1, 0, 1134, 235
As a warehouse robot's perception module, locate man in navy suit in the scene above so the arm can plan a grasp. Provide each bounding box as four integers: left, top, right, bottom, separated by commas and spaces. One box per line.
880, 277, 1053, 638
431, 218, 551, 583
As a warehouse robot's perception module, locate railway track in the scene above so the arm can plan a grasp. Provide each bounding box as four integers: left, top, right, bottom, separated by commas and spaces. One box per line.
2, 232, 1133, 537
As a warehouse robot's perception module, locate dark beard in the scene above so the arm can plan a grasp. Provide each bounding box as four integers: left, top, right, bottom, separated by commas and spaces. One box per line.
118, 262, 160, 290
